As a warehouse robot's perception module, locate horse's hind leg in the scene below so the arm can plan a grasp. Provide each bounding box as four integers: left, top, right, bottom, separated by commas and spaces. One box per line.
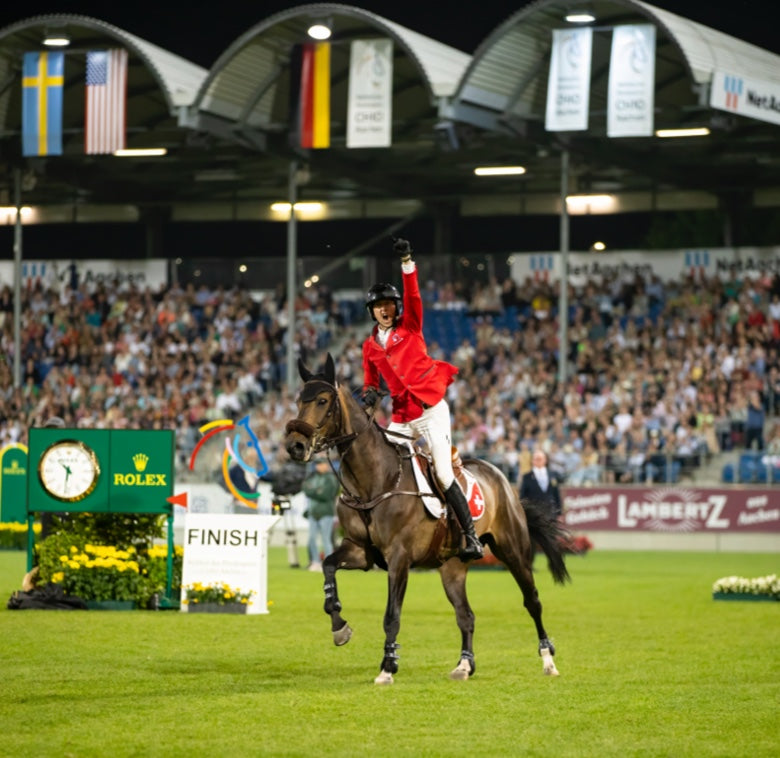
439, 560, 475, 680
322, 538, 372, 647
490, 540, 559, 676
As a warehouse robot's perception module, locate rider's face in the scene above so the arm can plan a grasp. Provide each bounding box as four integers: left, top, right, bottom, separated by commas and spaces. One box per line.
372, 299, 397, 328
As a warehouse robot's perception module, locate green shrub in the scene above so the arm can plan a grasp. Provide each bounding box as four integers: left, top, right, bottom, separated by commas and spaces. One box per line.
36, 528, 183, 607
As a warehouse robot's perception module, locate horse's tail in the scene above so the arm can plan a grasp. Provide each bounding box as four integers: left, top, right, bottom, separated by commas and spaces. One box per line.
522, 500, 571, 585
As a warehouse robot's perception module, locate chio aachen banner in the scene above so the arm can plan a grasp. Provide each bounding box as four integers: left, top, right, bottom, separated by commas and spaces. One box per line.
563, 487, 778, 533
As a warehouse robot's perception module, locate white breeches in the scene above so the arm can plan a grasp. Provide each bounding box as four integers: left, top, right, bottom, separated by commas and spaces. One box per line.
386, 398, 454, 489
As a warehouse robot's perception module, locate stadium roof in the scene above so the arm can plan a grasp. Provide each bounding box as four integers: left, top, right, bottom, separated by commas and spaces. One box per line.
0, 1, 778, 236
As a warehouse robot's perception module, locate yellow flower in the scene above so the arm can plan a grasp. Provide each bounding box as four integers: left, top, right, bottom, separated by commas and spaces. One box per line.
51, 572, 65, 583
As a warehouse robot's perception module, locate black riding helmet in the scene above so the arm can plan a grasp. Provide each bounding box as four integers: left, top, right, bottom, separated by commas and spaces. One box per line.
365, 282, 403, 320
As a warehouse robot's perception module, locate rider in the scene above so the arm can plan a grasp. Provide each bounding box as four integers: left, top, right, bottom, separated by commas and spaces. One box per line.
360, 237, 483, 561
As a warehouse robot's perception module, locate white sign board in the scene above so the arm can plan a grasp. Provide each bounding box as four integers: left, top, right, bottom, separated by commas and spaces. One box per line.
181, 513, 280, 615
512, 246, 780, 286
545, 27, 593, 132
0, 258, 168, 292
347, 38, 393, 148
710, 70, 780, 127
607, 25, 656, 137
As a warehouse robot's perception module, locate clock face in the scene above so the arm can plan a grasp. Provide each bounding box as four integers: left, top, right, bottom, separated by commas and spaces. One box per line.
38, 440, 100, 502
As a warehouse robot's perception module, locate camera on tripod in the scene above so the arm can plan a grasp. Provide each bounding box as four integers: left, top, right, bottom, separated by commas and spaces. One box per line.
271, 496, 292, 514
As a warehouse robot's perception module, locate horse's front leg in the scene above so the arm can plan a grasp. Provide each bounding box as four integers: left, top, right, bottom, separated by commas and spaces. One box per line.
439, 559, 476, 680
322, 537, 372, 646
374, 556, 410, 685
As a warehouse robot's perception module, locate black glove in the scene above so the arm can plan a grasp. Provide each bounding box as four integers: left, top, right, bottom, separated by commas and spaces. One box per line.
361, 387, 380, 408
393, 237, 412, 262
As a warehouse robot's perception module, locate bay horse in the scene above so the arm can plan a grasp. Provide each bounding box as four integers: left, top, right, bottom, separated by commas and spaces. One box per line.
284, 354, 571, 684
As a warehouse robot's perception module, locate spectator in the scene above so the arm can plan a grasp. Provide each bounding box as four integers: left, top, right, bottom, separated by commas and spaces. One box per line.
745, 390, 766, 451
520, 449, 562, 519
301, 456, 340, 572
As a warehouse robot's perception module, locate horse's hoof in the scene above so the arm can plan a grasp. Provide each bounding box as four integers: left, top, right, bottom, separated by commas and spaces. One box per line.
540, 647, 560, 676
333, 623, 352, 646
374, 670, 394, 685
449, 659, 472, 680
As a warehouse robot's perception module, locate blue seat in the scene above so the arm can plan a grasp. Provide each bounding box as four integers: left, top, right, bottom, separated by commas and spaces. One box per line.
722, 463, 735, 483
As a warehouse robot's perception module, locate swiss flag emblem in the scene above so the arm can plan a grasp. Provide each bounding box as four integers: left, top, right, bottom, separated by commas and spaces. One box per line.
466, 476, 485, 520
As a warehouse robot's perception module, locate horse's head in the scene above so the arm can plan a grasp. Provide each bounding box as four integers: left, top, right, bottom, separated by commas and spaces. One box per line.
284, 353, 344, 462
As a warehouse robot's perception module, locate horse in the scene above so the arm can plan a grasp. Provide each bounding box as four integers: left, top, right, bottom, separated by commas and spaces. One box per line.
284, 353, 571, 684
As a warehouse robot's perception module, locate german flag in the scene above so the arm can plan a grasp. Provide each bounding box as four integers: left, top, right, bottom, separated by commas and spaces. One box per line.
299, 42, 330, 149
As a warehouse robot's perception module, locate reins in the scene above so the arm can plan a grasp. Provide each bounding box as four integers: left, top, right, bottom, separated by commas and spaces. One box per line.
289, 381, 434, 511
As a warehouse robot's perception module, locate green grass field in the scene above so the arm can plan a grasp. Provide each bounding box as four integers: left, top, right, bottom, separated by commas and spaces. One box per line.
0, 548, 777, 757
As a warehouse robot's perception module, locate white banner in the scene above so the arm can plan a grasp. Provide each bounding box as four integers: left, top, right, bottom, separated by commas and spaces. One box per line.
347, 39, 393, 148
545, 27, 592, 132
710, 70, 780, 127
181, 513, 280, 615
607, 25, 656, 137
512, 246, 780, 287
0, 258, 168, 292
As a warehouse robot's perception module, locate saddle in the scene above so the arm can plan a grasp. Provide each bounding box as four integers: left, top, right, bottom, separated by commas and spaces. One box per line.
413, 446, 469, 501
412, 447, 480, 564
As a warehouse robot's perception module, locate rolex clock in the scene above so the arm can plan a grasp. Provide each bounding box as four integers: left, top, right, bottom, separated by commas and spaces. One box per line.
38, 439, 101, 503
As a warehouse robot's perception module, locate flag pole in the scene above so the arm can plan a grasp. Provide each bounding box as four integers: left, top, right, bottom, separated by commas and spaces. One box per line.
558, 149, 569, 389
13, 167, 23, 389
286, 160, 298, 393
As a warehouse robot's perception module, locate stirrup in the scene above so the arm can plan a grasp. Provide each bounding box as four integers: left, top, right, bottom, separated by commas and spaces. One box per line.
460, 534, 483, 561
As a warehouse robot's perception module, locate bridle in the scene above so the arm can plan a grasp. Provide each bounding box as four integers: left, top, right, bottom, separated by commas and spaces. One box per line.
284, 379, 369, 457
285, 378, 422, 511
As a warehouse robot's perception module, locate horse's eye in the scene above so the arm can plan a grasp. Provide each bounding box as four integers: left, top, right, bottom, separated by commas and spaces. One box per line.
317, 397, 328, 406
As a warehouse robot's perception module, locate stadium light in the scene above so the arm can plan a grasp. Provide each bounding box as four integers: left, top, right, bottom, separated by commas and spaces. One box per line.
566, 194, 615, 213
43, 29, 70, 47
114, 148, 168, 157
655, 127, 711, 138
307, 22, 332, 40
565, 10, 596, 23
270, 202, 325, 218
474, 166, 526, 176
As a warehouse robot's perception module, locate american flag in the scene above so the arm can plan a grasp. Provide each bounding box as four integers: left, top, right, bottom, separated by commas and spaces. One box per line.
85, 49, 127, 154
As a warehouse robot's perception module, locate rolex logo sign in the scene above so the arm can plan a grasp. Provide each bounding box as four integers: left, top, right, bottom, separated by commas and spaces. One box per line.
113, 452, 166, 487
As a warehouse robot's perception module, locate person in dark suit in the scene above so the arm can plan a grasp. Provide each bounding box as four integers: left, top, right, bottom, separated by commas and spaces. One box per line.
520, 448, 562, 519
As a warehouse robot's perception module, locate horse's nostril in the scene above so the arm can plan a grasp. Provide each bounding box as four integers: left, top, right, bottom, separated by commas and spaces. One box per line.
286, 441, 305, 461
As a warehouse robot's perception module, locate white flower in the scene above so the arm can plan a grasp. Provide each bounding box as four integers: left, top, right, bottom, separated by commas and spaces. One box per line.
712, 574, 778, 598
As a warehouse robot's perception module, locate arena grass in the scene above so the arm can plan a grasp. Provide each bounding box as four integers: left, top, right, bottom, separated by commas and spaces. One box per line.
0, 547, 777, 757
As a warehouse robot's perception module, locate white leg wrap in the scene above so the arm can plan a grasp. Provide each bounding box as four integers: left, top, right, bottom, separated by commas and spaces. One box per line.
374, 670, 394, 685
540, 647, 559, 676
449, 658, 472, 680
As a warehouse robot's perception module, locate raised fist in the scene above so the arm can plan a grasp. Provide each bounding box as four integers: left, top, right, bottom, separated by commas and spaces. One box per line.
393, 238, 412, 261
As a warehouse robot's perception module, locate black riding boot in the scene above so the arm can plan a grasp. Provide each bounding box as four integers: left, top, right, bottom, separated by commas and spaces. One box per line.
444, 481, 484, 562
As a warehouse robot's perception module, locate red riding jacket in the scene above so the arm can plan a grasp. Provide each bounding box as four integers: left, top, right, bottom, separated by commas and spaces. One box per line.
362, 264, 458, 423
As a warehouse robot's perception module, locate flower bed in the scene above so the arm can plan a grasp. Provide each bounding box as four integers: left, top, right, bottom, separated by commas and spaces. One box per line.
712, 574, 778, 601
37, 536, 183, 608
182, 582, 255, 612
0, 522, 40, 550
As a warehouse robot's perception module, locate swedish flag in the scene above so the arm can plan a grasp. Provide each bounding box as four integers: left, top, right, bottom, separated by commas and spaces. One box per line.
22, 51, 64, 156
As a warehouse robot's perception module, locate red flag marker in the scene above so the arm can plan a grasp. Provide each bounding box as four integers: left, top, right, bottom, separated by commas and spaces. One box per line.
166, 492, 188, 508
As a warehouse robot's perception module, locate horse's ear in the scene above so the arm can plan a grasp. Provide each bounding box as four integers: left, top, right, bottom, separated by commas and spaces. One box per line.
298, 357, 313, 382
323, 353, 336, 384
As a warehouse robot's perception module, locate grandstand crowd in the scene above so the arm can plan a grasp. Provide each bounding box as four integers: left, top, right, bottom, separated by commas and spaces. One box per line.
2, 262, 780, 487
